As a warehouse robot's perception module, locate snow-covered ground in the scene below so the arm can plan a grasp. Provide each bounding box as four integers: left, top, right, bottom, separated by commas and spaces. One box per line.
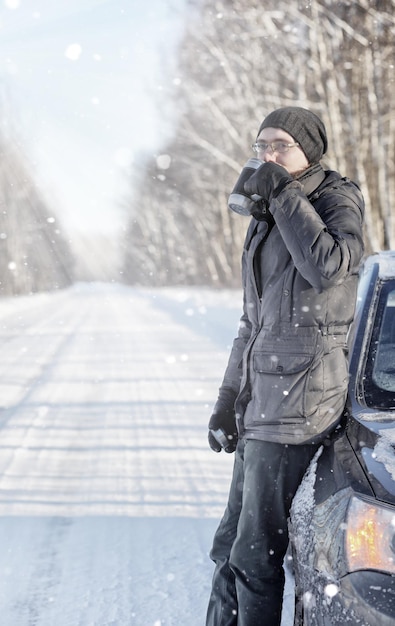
0, 283, 294, 625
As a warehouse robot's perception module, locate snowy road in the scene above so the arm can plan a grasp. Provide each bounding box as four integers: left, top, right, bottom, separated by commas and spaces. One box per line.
0, 283, 293, 625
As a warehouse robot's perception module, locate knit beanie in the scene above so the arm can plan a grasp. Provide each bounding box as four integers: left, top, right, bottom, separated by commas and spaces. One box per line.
258, 106, 328, 164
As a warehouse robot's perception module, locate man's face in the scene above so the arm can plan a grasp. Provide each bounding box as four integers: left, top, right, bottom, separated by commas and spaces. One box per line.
255, 127, 309, 176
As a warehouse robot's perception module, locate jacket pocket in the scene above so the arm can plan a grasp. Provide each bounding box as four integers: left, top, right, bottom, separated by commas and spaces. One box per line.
246, 342, 321, 425
253, 351, 314, 375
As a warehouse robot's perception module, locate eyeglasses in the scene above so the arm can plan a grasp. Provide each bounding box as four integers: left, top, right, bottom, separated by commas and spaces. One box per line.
251, 141, 300, 154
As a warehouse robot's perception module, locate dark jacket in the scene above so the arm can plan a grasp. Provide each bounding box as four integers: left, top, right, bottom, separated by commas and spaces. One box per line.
221, 165, 365, 445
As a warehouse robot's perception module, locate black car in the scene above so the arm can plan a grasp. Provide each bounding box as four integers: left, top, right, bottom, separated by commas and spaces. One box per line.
290, 251, 395, 626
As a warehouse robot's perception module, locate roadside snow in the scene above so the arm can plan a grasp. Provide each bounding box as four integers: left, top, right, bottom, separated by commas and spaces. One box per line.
0, 283, 294, 625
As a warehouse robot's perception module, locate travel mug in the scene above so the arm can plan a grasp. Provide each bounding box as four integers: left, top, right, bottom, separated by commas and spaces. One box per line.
228, 157, 263, 215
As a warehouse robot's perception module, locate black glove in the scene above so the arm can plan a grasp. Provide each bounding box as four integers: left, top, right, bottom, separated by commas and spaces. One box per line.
244, 162, 293, 206
208, 387, 238, 453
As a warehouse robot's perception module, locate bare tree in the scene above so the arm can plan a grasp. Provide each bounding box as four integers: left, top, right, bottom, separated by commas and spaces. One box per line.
0, 137, 74, 296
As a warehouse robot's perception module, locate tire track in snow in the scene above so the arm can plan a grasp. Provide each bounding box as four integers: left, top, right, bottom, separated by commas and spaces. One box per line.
0, 283, 239, 625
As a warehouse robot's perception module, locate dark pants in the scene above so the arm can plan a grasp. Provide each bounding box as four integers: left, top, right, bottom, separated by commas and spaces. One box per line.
206, 438, 319, 626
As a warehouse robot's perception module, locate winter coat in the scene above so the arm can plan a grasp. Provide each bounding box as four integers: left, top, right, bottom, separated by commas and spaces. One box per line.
221, 164, 365, 445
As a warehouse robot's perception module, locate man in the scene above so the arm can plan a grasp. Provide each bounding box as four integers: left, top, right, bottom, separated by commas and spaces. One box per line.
206, 106, 365, 626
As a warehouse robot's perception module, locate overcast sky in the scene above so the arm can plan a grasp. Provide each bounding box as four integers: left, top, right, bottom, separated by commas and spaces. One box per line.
0, 0, 187, 234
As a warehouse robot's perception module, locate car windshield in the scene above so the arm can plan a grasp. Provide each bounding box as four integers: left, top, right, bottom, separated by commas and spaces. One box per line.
363, 279, 395, 409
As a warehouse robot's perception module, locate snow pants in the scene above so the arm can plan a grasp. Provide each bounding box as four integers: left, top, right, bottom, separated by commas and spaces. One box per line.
206, 438, 319, 626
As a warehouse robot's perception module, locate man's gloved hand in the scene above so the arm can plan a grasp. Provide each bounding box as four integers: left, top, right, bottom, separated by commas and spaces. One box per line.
244, 162, 293, 206
208, 387, 238, 453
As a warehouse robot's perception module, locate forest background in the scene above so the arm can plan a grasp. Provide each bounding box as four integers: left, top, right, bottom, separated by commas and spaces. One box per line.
1, 0, 394, 295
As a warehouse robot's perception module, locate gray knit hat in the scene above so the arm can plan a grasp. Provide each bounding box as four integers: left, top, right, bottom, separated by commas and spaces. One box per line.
258, 106, 328, 164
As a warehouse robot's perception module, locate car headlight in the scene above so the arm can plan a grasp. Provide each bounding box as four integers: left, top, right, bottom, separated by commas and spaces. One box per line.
346, 496, 395, 574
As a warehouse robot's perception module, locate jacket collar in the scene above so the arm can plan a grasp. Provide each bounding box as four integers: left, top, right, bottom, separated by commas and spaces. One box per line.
295, 163, 326, 197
